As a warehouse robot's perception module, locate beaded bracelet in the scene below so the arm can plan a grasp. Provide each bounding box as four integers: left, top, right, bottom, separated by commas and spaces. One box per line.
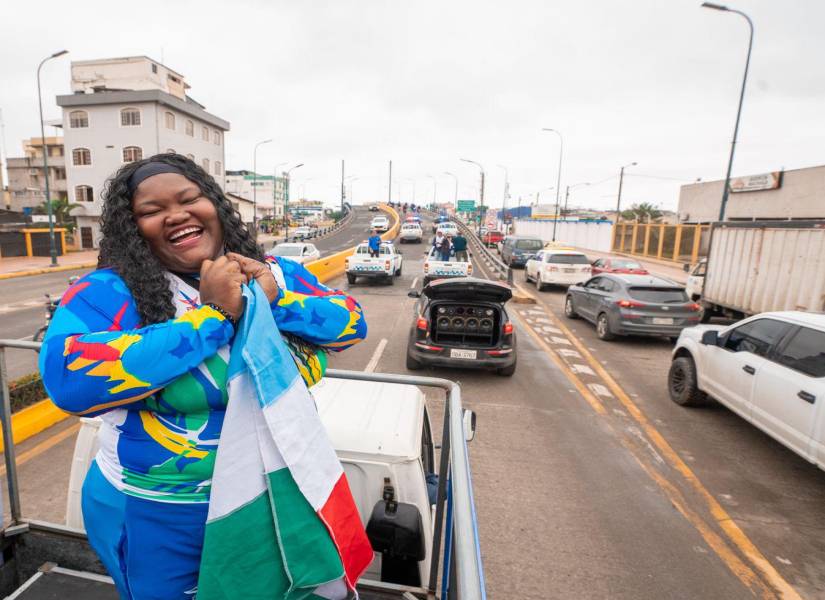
206, 302, 238, 328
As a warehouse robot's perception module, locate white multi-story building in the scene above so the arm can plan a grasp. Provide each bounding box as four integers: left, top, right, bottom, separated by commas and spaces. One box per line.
57, 56, 230, 249
225, 170, 287, 219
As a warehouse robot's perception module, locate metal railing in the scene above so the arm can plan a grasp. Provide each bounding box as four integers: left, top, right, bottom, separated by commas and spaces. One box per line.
449, 218, 513, 286
0, 341, 486, 600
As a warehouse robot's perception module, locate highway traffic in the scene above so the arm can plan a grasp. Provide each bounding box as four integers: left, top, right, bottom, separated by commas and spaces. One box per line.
2, 206, 823, 598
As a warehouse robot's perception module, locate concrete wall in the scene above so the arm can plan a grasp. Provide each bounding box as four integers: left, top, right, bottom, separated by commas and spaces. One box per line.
514, 220, 613, 252
678, 164, 825, 223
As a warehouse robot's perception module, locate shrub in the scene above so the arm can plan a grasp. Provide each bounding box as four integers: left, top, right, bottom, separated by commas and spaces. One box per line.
7, 373, 48, 413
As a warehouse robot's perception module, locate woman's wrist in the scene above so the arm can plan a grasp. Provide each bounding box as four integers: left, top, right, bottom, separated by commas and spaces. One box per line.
204, 302, 237, 328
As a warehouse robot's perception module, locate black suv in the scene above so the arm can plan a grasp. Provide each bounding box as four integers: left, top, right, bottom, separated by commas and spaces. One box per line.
406, 278, 517, 376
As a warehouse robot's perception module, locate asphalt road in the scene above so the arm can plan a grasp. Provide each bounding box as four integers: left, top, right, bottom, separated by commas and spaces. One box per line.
3, 211, 822, 599
0, 206, 380, 381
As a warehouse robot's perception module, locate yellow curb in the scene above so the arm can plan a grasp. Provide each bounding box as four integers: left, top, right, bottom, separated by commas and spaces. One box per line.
0, 261, 98, 281
511, 282, 537, 304
0, 399, 69, 452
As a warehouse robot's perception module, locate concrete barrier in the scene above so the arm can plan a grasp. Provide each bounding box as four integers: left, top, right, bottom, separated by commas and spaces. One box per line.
305, 204, 400, 283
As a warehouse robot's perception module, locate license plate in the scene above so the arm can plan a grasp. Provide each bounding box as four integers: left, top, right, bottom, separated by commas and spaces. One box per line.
450, 349, 477, 359
652, 317, 674, 325
563, 268, 576, 273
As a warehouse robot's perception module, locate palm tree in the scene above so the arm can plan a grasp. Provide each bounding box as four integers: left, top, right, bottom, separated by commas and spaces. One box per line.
34, 197, 81, 232
621, 202, 662, 223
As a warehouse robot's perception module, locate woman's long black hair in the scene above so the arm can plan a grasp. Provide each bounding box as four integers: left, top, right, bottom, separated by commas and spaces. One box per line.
99, 153, 264, 325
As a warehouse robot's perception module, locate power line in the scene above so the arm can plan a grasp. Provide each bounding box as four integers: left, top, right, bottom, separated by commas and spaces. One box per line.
626, 173, 692, 182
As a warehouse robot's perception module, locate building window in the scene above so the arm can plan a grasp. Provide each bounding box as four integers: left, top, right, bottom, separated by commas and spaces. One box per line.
213, 130, 221, 145
72, 148, 91, 166
75, 185, 94, 203
123, 146, 143, 163
202, 126, 209, 142
69, 110, 88, 128
185, 120, 194, 137
215, 161, 222, 175
151, 63, 158, 74
54, 168, 66, 180
186, 153, 195, 161
202, 158, 210, 172
121, 108, 141, 126
165, 111, 176, 130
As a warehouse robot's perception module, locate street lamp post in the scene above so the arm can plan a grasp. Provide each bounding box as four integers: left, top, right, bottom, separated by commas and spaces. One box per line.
284, 163, 304, 241
460, 158, 485, 235
443, 172, 458, 207
252, 139, 273, 234
541, 128, 564, 241
426, 175, 438, 207
37, 49, 68, 267
561, 182, 590, 226
496, 164, 510, 215
702, 2, 754, 222
273, 161, 286, 228
615, 161, 637, 222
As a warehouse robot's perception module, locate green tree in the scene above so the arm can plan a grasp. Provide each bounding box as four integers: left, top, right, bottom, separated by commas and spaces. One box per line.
34, 197, 81, 232
620, 202, 662, 223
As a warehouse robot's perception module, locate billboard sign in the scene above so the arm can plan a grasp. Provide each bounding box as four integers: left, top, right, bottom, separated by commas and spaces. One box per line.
729, 171, 782, 193
456, 199, 476, 212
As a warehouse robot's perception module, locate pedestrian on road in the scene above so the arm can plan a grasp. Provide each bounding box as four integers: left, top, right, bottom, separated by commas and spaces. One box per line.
39, 154, 371, 599
368, 229, 381, 257
452, 232, 468, 262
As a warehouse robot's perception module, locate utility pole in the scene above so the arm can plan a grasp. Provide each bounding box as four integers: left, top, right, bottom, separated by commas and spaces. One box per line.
340, 159, 345, 214
387, 160, 392, 205
37, 49, 68, 266
615, 162, 637, 222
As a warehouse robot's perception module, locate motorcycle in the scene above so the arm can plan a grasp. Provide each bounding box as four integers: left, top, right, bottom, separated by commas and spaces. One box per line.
32, 276, 80, 342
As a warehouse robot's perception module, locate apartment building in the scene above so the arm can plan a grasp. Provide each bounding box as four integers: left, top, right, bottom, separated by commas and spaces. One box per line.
58, 56, 230, 249
225, 170, 287, 219
6, 137, 67, 213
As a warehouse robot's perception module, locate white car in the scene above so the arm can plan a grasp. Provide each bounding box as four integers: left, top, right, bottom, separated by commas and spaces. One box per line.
370, 215, 390, 232
346, 242, 403, 284
423, 246, 472, 285
399, 223, 424, 243
669, 311, 825, 469
435, 222, 459, 238
268, 242, 321, 265
293, 226, 314, 239
525, 249, 591, 291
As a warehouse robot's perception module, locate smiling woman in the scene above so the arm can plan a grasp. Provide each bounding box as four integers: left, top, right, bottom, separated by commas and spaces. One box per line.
38, 153, 370, 599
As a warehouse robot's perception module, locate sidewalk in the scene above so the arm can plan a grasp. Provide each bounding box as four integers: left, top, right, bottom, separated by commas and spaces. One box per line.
0, 250, 99, 280
573, 247, 688, 284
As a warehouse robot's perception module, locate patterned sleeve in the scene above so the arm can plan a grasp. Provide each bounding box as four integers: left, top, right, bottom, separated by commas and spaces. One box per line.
266, 256, 367, 351
38, 270, 234, 417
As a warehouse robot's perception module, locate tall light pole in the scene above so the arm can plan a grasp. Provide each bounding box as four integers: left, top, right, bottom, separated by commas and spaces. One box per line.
345, 175, 358, 207
284, 163, 303, 241
252, 138, 272, 234
702, 2, 754, 222
37, 49, 68, 267
273, 161, 286, 226
615, 161, 637, 222
541, 128, 564, 241
426, 175, 438, 208
460, 158, 485, 235
443, 171, 458, 207
340, 160, 345, 214
497, 164, 510, 227
404, 178, 416, 205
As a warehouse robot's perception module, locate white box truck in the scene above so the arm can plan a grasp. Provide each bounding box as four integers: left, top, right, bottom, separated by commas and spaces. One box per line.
688, 221, 825, 321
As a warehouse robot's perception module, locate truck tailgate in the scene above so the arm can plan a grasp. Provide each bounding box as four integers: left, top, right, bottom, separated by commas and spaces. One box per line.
704, 222, 825, 314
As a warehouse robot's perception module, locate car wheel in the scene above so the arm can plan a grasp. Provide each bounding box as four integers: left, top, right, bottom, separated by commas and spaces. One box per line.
406, 351, 423, 371
668, 356, 707, 406
497, 361, 516, 377
536, 274, 545, 292
396, 265, 402, 276
346, 273, 356, 285
387, 275, 395, 285
524, 269, 532, 283
596, 313, 615, 341
564, 296, 578, 319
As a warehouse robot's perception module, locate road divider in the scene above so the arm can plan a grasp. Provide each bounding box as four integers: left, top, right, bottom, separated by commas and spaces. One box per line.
0, 399, 69, 452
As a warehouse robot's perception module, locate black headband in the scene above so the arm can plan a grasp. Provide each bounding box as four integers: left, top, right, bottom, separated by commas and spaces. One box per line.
127, 162, 185, 196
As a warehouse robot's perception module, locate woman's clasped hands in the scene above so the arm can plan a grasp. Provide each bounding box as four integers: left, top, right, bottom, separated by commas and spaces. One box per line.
199, 253, 280, 322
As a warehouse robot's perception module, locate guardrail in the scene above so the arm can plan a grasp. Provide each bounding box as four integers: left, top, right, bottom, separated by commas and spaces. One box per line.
0, 339, 486, 600
449, 217, 514, 286
267, 204, 356, 246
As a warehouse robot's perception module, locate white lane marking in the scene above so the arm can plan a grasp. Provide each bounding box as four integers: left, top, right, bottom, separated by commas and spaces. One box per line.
410, 277, 418, 289
365, 338, 388, 373
587, 383, 613, 398
549, 336, 571, 345
540, 325, 562, 334
570, 364, 596, 376
556, 348, 582, 359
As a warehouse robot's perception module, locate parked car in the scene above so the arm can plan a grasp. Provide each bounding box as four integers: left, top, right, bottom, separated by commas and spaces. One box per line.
267, 242, 321, 264
423, 246, 472, 285
668, 311, 825, 470
500, 236, 543, 268
564, 274, 702, 341
346, 242, 403, 284
406, 278, 517, 376
591, 257, 649, 275
399, 223, 424, 243
371, 215, 390, 232
481, 230, 504, 247
525, 250, 591, 291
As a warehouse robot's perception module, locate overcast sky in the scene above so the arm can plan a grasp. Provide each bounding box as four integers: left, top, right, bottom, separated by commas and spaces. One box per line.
2, 0, 823, 211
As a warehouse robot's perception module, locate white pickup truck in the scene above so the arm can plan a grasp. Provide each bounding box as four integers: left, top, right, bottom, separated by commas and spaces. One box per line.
346, 242, 403, 284
423, 246, 472, 286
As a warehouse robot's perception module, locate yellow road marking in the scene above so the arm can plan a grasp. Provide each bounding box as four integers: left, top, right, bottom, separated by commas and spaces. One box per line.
525, 300, 801, 600
0, 422, 81, 478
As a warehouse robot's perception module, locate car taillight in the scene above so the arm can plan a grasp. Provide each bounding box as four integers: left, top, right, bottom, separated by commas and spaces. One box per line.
385, 260, 391, 270
417, 317, 429, 331
688, 303, 702, 311
424, 264, 429, 273
503, 322, 513, 335
617, 299, 646, 308
546, 266, 558, 271
467, 264, 473, 274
